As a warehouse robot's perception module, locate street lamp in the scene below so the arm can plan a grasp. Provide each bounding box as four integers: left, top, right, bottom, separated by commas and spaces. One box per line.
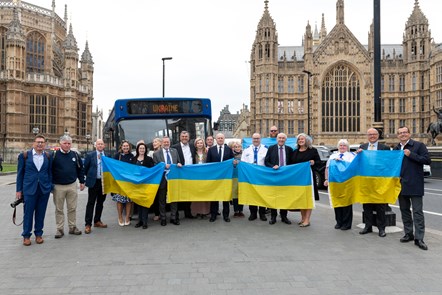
302, 70, 312, 136
32, 127, 40, 135
85, 133, 91, 152
162, 57, 173, 97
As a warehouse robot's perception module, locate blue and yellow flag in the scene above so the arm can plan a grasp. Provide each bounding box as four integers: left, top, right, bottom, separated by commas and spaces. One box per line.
238, 161, 314, 209
328, 150, 404, 208
102, 157, 165, 207
167, 160, 234, 202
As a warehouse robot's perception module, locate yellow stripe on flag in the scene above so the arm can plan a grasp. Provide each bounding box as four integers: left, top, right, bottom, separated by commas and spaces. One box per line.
167, 179, 232, 202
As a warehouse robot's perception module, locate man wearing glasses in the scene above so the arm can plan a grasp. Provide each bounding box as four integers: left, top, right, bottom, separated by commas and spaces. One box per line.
16, 135, 53, 246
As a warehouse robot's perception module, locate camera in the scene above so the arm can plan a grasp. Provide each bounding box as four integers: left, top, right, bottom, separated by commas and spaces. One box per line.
10, 198, 24, 208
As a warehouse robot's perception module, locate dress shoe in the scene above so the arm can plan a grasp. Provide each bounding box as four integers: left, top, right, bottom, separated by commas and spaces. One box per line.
269, 218, 276, 225
281, 217, 292, 225
259, 214, 267, 221
340, 226, 351, 230
185, 214, 195, 219
209, 217, 216, 222
161, 220, 167, 226
54, 229, 64, 239
299, 223, 310, 227
334, 224, 341, 229
94, 221, 108, 228
142, 224, 148, 229
85, 225, 92, 234
400, 233, 414, 243
359, 227, 373, 235
248, 214, 257, 221
35, 236, 44, 244
224, 217, 231, 222
69, 227, 82, 235
118, 218, 124, 227
378, 229, 386, 237
170, 219, 180, 225
23, 238, 31, 246
135, 222, 143, 228
237, 212, 245, 218
414, 239, 428, 250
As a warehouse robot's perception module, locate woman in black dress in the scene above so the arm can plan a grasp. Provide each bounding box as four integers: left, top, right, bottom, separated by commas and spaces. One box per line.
289, 133, 320, 227
131, 143, 154, 229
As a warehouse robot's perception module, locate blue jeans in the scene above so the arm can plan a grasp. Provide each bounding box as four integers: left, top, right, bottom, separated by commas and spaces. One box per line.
22, 186, 50, 238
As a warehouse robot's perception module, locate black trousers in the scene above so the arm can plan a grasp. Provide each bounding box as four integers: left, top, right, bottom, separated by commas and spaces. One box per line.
270, 209, 288, 219
334, 205, 353, 228
85, 179, 106, 226
210, 201, 230, 219
363, 203, 386, 230
249, 205, 266, 216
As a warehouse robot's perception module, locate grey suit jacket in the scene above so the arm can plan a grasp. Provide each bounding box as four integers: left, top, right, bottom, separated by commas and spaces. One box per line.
359, 142, 390, 151
153, 148, 181, 165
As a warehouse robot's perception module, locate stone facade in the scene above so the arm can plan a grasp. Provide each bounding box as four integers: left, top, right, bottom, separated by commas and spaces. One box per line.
0, 0, 93, 161
249, 0, 442, 146
215, 105, 240, 138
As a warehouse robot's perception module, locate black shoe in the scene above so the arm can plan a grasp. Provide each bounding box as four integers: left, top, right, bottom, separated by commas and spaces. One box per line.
400, 233, 414, 243
259, 214, 267, 221
281, 217, 292, 225
135, 222, 143, 228
185, 214, 195, 219
161, 220, 167, 226
334, 224, 341, 229
359, 227, 373, 235
209, 217, 216, 222
414, 239, 428, 250
378, 229, 386, 237
142, 224, 148, 229
224, 217, 231, 222
248, 214, 257, 221
340, 226, 351, 230
170, 219, 180, 225
269, 218, 276, 225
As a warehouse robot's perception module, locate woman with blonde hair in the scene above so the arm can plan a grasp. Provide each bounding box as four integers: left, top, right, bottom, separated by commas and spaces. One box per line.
190, 138, 211, 218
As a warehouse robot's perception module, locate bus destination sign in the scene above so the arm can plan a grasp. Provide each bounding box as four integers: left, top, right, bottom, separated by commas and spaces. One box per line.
127, 100, 203, 115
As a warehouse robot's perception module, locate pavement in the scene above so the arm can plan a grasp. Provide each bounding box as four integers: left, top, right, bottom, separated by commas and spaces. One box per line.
1, 173, 442, 294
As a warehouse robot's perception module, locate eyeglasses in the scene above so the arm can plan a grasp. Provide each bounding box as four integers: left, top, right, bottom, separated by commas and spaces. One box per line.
398, 131, 409, 135
35, 141, 45, 144
252, 138, 260, 140
270, 130, 278, 132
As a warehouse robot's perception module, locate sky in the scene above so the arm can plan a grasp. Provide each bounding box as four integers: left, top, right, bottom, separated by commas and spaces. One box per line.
25, 0, 442, 121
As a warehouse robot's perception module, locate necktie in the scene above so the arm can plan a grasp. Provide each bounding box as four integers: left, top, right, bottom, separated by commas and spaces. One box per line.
339, 153, 344, 159
97, 152, 102, 178
253, 147, 258, 164
166, 149, 172, 164
219, 145, 222, 161
279, 146, 284, 166
369, 144, 375, 150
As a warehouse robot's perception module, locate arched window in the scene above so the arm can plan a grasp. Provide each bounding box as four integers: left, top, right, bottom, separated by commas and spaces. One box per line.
0, 27, 6, 71
321, 64, 360, 132
26, 31, 45, 73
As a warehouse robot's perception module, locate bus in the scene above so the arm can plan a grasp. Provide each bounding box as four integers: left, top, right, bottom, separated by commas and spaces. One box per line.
104, 97, 213, 154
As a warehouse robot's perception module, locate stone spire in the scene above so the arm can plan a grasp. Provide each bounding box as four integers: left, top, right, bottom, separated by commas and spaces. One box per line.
6, 8, 25, 43
336, 0, 344, 25
406, 0, 428, 27
81, 41, 94, 64
63, 23, 78, 51
64, 4, 68, 26
320, 13, 327, 39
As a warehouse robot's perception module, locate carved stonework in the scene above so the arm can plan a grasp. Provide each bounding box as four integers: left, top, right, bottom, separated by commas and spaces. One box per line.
52, 41, 64, 78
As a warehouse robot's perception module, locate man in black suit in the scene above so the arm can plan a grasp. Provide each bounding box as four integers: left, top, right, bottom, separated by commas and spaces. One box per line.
394, 126, 431, 250
357, 128, 390, 237
172, 131, 196, 219
264, 132, 293, 225
206, 133, 234, 222
153, 136, 182, 226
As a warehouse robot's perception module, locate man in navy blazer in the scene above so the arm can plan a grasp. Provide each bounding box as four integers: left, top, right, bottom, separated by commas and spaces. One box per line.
207, 133, 234, 222
357, 128, 391, 238
394, 126, 431, 250
83, 139, 108, 234
264, 132, 293, 225
16, 135, 53, 246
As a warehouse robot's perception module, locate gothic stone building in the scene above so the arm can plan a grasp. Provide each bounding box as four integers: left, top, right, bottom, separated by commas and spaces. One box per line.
249, 0, 442, 146
0, 0, 94, 161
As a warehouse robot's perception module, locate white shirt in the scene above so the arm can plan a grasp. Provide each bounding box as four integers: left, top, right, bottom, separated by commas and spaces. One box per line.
241, 144, 268, 166
326, 151, 356, 168
181, 143, 193, 165
368, 142, 378, 150
32, 149, 44, 171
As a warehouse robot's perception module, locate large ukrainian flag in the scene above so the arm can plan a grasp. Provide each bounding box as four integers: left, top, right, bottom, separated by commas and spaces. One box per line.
102, 157, 165, 207
238, 161, 314, 209
167, 159, 234, 202
329, 150, 404, 208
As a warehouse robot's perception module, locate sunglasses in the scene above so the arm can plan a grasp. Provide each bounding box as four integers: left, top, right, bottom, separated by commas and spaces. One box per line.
270, 130, 278, 132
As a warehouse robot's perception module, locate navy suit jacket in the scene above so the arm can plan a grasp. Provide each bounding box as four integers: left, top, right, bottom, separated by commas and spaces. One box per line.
84, 150, 106, 188
206, 144, 234, 163
16, 150, 53, 196
265, 144, 294, 167
359, 142, 390, 151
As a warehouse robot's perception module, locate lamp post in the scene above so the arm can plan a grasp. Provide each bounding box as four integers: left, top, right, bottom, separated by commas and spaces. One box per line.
85, 133, 91, 152
302, 70, 312, 136
162, 57, 173, 97
32, 127, 40, 135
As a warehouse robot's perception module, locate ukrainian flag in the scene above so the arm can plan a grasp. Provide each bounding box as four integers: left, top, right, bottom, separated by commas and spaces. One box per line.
238, 161, 314, 209
328, 150, 404, 207
167, 159, 234, 202
102, 157, 165, 207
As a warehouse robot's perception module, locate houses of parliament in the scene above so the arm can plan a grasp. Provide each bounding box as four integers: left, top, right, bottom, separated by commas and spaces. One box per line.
247, 0, 442, 145
0, 0, 94, 161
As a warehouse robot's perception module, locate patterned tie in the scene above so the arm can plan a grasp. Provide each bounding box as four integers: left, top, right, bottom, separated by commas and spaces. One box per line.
166, 149, 172, 164
97, 152, 102, 178
253, 147, 258, 164
369, 144, 375, 150
279, 146, 285, 166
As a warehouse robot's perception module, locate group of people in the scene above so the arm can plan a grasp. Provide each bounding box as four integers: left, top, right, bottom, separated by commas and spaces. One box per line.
15, 125, 431, 251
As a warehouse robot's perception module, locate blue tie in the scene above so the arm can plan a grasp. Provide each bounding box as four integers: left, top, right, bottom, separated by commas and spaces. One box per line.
339, 153, 344, 159
166, 149, 172, 164
253, 147, 258, 164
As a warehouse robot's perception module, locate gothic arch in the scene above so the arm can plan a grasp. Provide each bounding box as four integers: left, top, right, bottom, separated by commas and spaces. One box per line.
26, 31, 46, 73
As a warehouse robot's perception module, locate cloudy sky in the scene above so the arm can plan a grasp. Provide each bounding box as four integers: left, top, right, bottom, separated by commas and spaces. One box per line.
26, 0, 442, 121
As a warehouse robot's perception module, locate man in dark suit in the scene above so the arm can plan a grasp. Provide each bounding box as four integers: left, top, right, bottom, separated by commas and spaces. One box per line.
358, 128, 390, 237
16, 135, 53, 246
83, 139, 108, 234
153, 136, 182, 226
207, 133, 234, 222
172, 131, 196, 219
394, 126, 431, 250
264, 132, 293, 225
